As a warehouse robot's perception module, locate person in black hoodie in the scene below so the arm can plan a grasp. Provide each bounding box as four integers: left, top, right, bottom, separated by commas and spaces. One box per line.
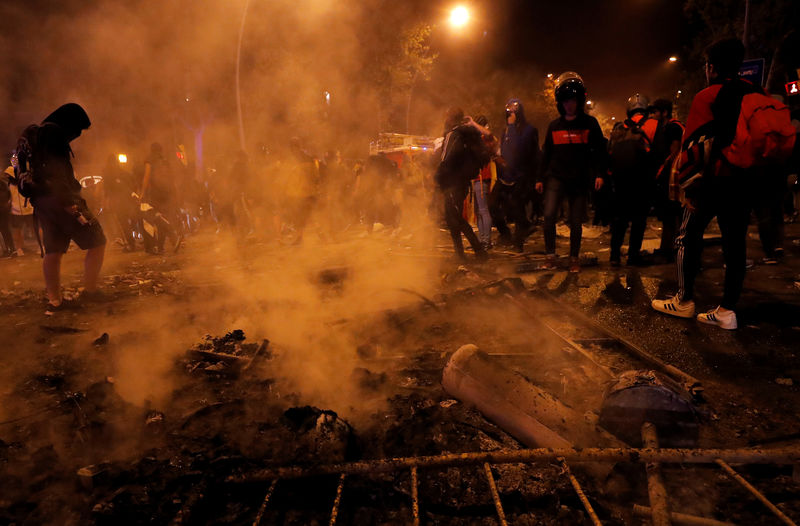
17, 103, 106, 313
538, 72, 606, 272
491, 98, 540, 252
436, 107, 489, 261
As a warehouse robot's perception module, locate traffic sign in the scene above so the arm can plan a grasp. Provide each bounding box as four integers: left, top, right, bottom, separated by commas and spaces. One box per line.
739, 58, 765, 86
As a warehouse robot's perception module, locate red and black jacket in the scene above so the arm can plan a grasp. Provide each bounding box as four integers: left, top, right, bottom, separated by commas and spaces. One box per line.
540, 113, 607, 190
676, 77, 764, 191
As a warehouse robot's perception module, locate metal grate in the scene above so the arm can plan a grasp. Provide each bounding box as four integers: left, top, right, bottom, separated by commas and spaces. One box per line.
236, 446, 800, 525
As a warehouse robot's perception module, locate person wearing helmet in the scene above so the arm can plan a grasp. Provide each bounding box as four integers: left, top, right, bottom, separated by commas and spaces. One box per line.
607, 93, 659, 266
491, 98, 540, 252
537, 72, 606, 272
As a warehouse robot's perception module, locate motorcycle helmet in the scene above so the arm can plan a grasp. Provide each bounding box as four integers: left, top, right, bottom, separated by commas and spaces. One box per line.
554, 71, 587, 115
626, 93, 650, 117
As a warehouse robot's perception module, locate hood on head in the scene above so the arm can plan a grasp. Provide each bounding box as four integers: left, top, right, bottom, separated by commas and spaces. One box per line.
505, 98, 526, 126
42, 103, 91, 141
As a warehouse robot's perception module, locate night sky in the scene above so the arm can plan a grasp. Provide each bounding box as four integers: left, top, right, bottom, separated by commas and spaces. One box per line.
490, 0, 686, 117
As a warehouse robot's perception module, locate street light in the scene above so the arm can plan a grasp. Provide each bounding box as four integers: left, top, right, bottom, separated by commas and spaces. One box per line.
449, 5, 470, 29
668, 56, 678, 63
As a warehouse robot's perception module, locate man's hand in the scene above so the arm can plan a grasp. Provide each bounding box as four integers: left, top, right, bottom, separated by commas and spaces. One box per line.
535, 182, 544, 194
594, 177, 604, 191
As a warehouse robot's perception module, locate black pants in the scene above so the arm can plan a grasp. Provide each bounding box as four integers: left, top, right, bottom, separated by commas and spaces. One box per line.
490, 181, 530, 248
610, 185, 650, 261
676, 175, 750, 310
0, 208, 14, 253
658, 200, 682, 258
543, 177, 587, 258
752, 169, 785, 258
443, 184, 481, 256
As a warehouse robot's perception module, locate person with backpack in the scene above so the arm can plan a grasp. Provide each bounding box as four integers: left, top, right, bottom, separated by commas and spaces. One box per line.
490, 99, 539, 252
650, 99, 685, 263
607, 93, 659, 266
538, 72, 606, 272
436, 107, 490, 261
651, 38, 796, 329
14, 103, 106, 313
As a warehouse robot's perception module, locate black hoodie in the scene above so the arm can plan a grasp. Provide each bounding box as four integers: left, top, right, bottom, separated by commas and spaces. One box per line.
26, 103, 91, 201
500, 98, 540, 184
540, 112, 606, 191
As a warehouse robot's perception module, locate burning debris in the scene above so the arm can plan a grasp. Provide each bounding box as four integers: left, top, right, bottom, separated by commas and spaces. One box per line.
2, 285, 800, 524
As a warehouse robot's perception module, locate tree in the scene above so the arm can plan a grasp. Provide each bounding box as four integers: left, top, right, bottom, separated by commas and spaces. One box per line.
682, 0, 800, 97
391, 23, 438, 133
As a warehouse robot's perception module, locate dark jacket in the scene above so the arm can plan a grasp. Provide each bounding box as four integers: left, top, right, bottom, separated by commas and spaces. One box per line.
23, 103, 91, 203
436, 124, 487, 189
500, 99, 539, 184
540, 113, 606, 191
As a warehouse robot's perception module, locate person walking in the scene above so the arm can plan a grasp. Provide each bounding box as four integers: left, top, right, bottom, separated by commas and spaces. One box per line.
436, 107, 490, 261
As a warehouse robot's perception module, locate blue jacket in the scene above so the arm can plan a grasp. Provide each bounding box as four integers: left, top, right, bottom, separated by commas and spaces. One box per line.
500, 99, 540, 184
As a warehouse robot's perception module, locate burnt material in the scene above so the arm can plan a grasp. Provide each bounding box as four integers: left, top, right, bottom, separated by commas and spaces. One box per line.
599, 370, 700, 447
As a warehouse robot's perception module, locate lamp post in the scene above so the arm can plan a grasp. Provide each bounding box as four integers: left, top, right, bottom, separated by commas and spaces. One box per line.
449, 5, 470, 29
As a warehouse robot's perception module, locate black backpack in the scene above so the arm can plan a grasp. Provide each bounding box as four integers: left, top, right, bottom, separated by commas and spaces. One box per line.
436, 126, 491, 187
608, 118, 652, 176
14, 124, 44, 199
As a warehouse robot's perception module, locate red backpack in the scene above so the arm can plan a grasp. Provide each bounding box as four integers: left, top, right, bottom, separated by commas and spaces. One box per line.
722, 93, 796, 168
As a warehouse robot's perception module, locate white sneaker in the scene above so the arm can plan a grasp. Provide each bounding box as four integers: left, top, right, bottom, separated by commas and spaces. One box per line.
651, 294, 696, 318
696, 307, 737, 330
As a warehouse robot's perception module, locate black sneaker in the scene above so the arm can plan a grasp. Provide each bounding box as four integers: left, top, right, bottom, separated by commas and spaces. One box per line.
45, 298, 81, 315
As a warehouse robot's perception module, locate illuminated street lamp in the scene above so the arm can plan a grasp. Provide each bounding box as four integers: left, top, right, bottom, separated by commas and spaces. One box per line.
118, 153, 128, 164
668, 56, 678, 63
449, 5, 470, 29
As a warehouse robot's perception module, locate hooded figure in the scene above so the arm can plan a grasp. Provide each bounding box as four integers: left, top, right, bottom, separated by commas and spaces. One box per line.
20, 102, 105, 315
42, 103, 91, 141
490, 98, 540, 251
19, 103, 91, 201
499, 98, 539, 185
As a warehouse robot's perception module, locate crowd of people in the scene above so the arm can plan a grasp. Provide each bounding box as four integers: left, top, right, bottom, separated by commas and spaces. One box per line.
435, 37, 798, 330
0, 38, 798, 329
